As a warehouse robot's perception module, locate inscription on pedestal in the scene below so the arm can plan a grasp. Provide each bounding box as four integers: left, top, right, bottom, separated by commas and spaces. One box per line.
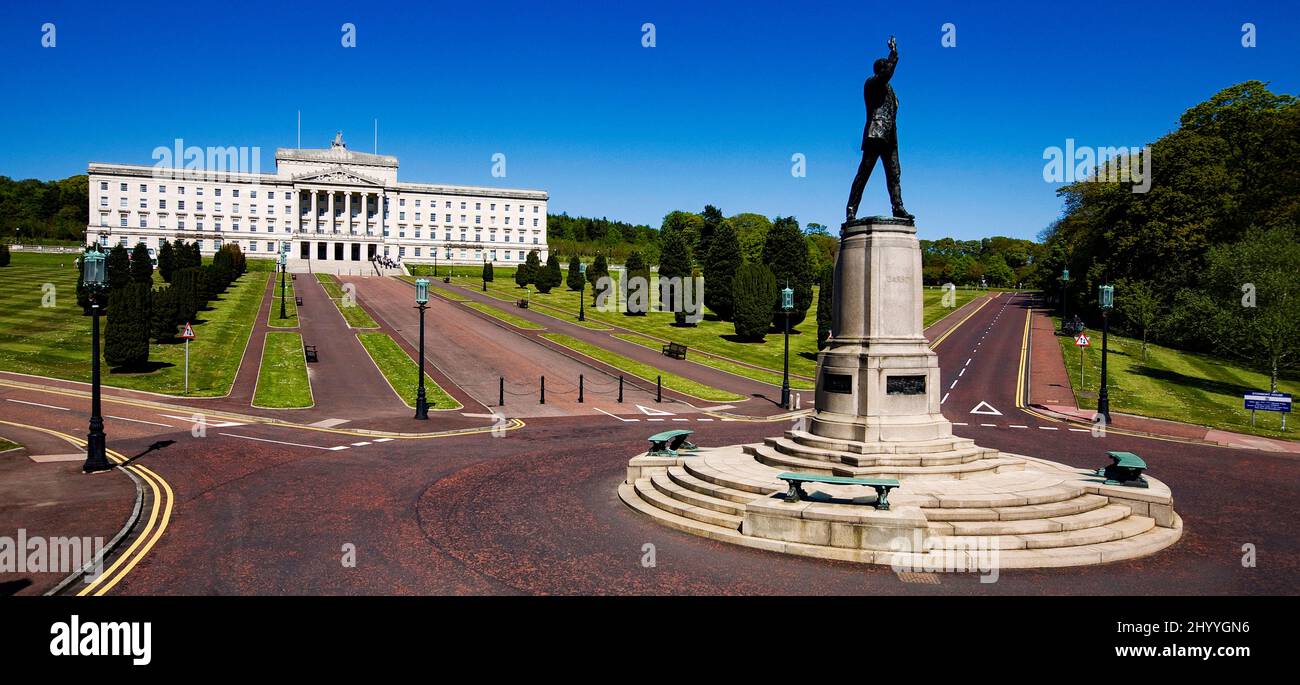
823, 372, 853, 394
886, 375, 926, 395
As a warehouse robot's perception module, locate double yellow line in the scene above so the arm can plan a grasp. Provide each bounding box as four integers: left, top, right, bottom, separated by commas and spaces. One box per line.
0, 419, 173, 596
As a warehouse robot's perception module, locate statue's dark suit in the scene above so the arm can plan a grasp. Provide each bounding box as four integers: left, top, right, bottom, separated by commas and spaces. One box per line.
846, 45, 910, 221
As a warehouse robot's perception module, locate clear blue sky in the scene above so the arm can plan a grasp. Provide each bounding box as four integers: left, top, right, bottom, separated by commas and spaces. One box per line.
1, 0, 1296, 241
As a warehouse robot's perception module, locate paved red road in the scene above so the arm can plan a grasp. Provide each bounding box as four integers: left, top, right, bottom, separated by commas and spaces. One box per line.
345, 275, 706, 417
3, 289, 1297, 595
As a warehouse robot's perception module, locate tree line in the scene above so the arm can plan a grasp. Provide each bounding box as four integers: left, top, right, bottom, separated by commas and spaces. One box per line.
0, 175, 89, 243
1034, 81, 1300, 389
78, 240, 248, 370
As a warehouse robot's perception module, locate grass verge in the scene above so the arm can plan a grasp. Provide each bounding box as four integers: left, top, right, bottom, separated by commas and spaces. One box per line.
315, 273, 379, 328
356, 333, 461, 410
0, 253, 264, 396
252, 331, 313, 408
612, 332, 815, 390
1054, 318, 1298, 440
540, 333, 744, 402
463, 301, 545, 330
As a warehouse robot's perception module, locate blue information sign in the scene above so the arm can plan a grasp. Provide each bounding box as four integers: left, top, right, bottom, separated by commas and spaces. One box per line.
1244, 392, 1292, 413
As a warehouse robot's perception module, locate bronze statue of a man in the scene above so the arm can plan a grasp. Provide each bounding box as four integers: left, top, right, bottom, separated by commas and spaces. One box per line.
846, 36, 913, 222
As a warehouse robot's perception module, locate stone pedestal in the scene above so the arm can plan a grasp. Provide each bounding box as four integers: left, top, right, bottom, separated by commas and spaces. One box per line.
810, 217, 951, 443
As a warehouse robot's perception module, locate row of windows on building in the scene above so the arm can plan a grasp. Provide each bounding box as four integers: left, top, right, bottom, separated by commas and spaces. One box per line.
99, 181, 541, 215
98, 213, 541, 244
99, 196, 542, 228
101, 233, 535, 262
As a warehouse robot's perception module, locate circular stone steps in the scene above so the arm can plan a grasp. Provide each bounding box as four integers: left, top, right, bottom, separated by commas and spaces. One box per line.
744, 444, 1024, 481
764, 436, 994, 467
619, 440, 1182, 569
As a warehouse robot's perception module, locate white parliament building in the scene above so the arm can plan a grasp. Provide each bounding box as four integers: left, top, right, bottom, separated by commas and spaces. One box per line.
86, 133, 549, 273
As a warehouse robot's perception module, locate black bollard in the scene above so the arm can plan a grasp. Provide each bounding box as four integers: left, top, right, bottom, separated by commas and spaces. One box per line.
656, 375, 662, 403
618, 376, 624, 403
540, 376, 545, 404
499, 377, 505, 407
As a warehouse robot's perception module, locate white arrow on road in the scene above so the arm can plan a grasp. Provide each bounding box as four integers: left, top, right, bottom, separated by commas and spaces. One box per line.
969, 401, 1003, 416
636, 404, 675, 416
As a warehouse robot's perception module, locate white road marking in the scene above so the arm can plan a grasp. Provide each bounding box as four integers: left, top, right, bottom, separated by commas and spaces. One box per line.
1010, 425, 1028, 429
958, 368, 965, 377
970, 401, 1002, 416
595, 407, 638, 422
965, 358, 971, 366
636, 404, 675, 416
373, 438, 393, 443
159, 413, 244, 427
1068, 428, 1091, 432
1038, 426, 1059, 431
351, 441, 371, 446
941, 393, 949, 405
219, 432, 337, 450
671, 418, 689, 422
980, 423, 997, 427
696, 418, 713, 422
329, 445, 350, 451
6, 399, 69, 411
950, 380, 959, 389
952, 422, 968, 426
106, 415, 174, 428
647, 418, 665, 422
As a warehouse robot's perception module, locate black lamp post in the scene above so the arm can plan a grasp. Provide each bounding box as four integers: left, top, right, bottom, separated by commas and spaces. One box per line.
482, 257, 488, 291
81, 248, 111, 473
578, 261, 587, 322
414, 278, 430, 420
278, 250, 287, 320
1060, 268, 1070, 332
1097, 283, 1114, 423
780, 283, 793, 410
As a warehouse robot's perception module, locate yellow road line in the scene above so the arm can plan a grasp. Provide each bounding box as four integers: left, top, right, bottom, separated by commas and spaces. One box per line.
930, 294, 994, 350
0, 419, 173, 596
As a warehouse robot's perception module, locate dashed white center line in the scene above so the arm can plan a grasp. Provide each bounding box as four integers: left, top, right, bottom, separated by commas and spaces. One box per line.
958, 368, 965, 377
6, 398, 69, 411
373, 438, 394, 443
980, 423, 997, 427
1038, 426, 1059, 431
950, 380, 959, 389
1068, 428, 1091, 432
941, 393, 949, 405
952, 422, 968, 426
965, 358, 971, 366
106, 415, 174, 427
351, 441, 371, 446
1010, 425, 1028, 429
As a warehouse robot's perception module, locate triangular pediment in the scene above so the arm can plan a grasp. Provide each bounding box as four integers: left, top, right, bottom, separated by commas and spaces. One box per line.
292, 165, 385, 186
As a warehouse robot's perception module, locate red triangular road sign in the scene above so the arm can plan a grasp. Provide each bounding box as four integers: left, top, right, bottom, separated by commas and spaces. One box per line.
180, 322, 195, 339
1074, 334, 1090, 347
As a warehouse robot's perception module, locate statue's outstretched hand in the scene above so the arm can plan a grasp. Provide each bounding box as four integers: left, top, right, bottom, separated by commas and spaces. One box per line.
888, 36, 897, 52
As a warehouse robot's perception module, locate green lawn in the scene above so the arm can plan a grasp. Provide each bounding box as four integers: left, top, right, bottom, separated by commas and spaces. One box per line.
613, 332, 815, 391
463, 301, 546, 330
252, 331, 313, 408
356, 332, 461, 410
315, 273, 379, 328
540, 333, 743, 402
1054, 319, 1299, 440
0, 253, 265, 396
268, 277, 297, 328
922, 286, 990, 328
449, 274, 990, 381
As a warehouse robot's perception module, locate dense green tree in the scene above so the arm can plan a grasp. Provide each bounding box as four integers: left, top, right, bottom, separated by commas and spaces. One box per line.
762, 216, 813, 329
105, 244, 131, 311
535, 254, 563, 294
171, 268, 200, 325
587, 254, 610, 303
104, 282, 151, 369
657, 227, 693, 323
698, 205, 724, 263
624, 250, 649, 315
483, 260, 494, 284
521, 249, 542, 288
157, 240, 176, 283
731, 262, 777, 341
566, 255, 584, 291
661, 211, 703, 255
817, 265, 834, 349
1178, 227, 1300, 390
150, 287, 177, 342
1118, 279, 1163, 360
703, 221, 741, 321
130, 242, 153, 283
730, 213, 772, 263
0, 243, 9, 267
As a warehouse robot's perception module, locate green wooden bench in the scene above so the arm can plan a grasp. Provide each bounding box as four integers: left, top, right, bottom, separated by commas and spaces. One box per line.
777, 472, 901, 510
647, 429, 697, 456
517, 299, 529, 309
1096, 451, 1148, 488
662, 342, 687, 359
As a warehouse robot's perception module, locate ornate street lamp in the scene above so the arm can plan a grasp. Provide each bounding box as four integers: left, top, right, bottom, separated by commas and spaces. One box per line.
1097, 283, 1114, 424
578, 261, 588, 322
81, 248, 111, 473
482, 256, 488, 292
414, 278, 430, 420
1060, 268, 1071, 333
780, 283, 794, 410
279, 249, 288, 320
